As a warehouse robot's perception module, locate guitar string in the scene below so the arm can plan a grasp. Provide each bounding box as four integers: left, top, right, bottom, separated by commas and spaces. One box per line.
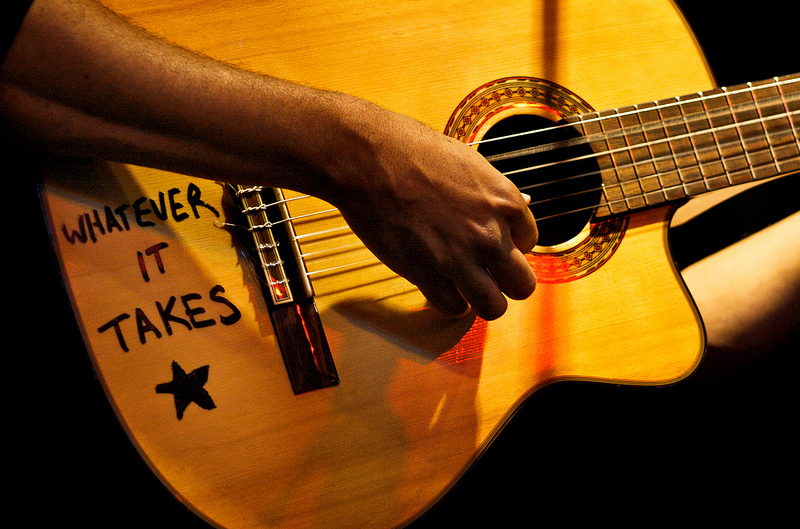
242, 106, 798, 237
486, 101, 796, 170
235, 76, 798, 221
502, 109, 798, 181
469, 76, 799, 154
513, 113, 800, 202
300, 161, 800, 279
250, 78, 799, 220
505, 76, 799, 208
532, 156, 798, 221
484, 92, 799, 175
301, 167, 800, 283
296, 139, 797, 249
229, 78, 799, 278
242, 133, 799, 281
299, 142, 799, 276
244, 143, 799, 280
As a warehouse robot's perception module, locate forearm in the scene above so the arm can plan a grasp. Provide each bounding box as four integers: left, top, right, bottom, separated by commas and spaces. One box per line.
682, 210, 800, 368
0, 0, 376, 200
0, 0, 538, 321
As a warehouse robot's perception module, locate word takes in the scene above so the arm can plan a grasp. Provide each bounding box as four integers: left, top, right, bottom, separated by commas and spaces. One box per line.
98, 284, 242, 353
61, 182, 220, 244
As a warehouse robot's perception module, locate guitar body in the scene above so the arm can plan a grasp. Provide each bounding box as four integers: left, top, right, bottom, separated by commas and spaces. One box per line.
40, 1, 715, 527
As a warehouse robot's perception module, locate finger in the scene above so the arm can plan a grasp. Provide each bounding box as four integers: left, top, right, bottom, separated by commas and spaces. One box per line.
510, 201, 538, 254
488, 247, 537, 301
414, 274, 471, 318
454, 265, 509, 321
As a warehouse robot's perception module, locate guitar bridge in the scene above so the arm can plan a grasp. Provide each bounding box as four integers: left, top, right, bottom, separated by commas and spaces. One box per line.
232, 185, 339, 394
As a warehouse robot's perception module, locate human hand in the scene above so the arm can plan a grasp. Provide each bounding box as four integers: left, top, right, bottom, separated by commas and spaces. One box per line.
329, 107, 538, 321
0, 0, 536, 323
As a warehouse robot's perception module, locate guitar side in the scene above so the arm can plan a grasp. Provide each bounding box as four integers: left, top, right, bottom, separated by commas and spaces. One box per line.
39, 1, 713, 528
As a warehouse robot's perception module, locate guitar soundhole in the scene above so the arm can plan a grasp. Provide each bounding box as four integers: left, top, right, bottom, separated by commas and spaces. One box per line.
477, 114, 601, 247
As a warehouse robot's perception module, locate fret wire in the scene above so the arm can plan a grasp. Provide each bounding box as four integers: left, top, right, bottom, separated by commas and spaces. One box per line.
244, 77, 800, 254
650, 98, 688, 202
754, 79, 800, 175
604, 107, 646, 211
687, 92, 727, 188
273, 109, 799, 233
290, 111, 799, 229
576, 113, 622, 216
472, 76, 799, 151
518, 144, 799, 214
632, 102, 671, 205
779, 79, 800, 137
730, 84, 777, 180
720, 86, 753, 183
483, 78, 799, 172
777, 78, 800, 149
698, 90, 731, 188
675, 94, 708, 196
297, 154, 800, 279
490, 93, 798, 187
705, 87, 749, 186
521, 135, 764, 193
501, 110, 798, 182
617, 105, 657, 206
534, 154, 798, 221
749, 82, 781, 176
291, 141, 798, 259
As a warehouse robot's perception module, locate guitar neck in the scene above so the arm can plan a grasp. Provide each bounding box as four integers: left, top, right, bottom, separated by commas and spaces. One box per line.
578, 73, 800, 217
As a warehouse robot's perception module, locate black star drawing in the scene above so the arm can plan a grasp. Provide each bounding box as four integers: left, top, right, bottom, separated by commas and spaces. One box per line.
156, 361, 216, 419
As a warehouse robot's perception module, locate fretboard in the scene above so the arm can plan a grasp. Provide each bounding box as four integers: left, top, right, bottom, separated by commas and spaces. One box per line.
571, 73, 800, 217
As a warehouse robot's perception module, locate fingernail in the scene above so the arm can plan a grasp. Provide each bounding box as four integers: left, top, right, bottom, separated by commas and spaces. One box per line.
451, 304, 473, 319
521, 193, 531, 204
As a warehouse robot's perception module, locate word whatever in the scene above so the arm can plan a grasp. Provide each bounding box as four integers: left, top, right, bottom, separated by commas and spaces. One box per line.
60, 183, 219, 244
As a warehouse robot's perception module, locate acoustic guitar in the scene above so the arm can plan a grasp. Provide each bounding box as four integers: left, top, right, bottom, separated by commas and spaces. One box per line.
37, 1, 798, 528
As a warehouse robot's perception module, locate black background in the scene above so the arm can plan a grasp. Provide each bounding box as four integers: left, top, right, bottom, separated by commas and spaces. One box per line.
13, 1, 798, 527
